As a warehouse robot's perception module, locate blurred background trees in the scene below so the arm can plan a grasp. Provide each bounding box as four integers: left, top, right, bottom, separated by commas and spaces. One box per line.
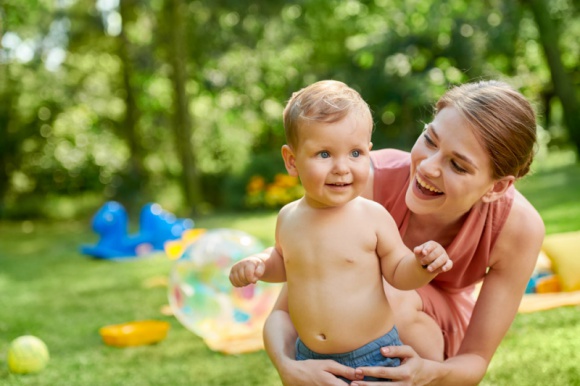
0, 0, 578, 219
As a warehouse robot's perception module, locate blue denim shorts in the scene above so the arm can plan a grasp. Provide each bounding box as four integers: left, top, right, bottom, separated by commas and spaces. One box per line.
295, 326, 402, 383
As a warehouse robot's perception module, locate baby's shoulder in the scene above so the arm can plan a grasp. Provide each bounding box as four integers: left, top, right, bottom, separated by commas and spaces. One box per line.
277, 199, 302, 223
355, 195, 387, 209
354, 196, 391, 219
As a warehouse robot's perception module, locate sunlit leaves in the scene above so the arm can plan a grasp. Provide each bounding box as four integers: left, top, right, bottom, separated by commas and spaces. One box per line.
1, 0, 579, 215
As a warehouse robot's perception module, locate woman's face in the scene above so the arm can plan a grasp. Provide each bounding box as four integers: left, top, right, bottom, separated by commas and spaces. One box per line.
406, 106, 497, 219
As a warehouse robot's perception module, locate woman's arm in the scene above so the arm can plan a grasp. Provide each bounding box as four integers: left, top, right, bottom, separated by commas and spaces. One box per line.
263, 285, 360, 385
262, 285, 296, 374
354, 193, 545, 386
452, 193, 544, 381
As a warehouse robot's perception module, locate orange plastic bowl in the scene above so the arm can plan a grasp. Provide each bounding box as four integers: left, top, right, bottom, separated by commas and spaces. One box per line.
99, 320, 170, 347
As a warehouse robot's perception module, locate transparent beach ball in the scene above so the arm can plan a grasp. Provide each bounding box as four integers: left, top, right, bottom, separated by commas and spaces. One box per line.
168, 229, 280, 348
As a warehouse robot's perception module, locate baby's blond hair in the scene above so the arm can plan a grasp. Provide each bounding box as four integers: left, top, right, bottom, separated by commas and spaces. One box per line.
283, 80, 372, 148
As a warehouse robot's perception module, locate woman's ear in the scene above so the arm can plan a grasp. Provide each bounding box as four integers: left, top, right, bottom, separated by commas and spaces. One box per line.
281, 145, 298, 177
481, 176, 515, 203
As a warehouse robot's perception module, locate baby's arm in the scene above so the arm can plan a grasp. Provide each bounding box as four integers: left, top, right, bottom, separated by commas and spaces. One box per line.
230, 211, 289, 287
229, 246, 286, 287
373, 205, 452, 290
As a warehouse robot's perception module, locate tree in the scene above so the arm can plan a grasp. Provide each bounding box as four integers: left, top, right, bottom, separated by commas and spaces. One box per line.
525, 0, 580, 155
165, 0, 203, 213
116, 0, 148, 210
0, 61, 16, 216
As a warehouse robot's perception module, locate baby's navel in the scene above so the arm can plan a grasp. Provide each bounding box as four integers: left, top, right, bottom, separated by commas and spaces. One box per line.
317, 333, 327, 341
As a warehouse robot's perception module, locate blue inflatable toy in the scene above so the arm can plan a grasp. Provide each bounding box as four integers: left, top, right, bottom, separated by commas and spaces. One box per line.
81, 201, 194, 259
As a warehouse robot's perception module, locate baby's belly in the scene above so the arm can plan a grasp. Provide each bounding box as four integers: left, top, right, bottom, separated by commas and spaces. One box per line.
288, 284, 395, 354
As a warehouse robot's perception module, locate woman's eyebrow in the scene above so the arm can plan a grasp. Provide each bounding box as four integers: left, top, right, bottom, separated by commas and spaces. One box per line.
427, 123, 439, 140
452, 150, 478, 170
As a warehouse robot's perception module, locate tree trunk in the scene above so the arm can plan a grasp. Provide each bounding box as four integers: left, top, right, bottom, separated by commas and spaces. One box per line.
525, 0, 580, 156
166, 0, 203, 213
117, 0, 147, 211
0, 62, 14, 217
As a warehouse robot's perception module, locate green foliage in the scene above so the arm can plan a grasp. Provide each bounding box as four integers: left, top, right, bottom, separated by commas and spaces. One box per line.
0, 0, 579, 218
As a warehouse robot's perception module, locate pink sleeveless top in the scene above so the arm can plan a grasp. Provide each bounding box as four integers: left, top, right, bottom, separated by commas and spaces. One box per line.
371, 148, 514, 290
370, 149, 515, 357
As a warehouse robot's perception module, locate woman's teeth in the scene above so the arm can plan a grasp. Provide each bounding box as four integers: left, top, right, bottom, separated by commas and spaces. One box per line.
416, 175, 442, 193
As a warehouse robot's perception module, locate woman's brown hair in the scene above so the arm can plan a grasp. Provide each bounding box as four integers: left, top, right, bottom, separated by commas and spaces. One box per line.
436, 80, 537, 179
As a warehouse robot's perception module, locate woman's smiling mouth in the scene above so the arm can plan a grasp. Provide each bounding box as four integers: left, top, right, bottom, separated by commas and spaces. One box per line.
416, 175, 443, 195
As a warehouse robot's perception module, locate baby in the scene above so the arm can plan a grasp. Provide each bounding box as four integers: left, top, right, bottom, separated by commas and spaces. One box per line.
230, 80, 452, 382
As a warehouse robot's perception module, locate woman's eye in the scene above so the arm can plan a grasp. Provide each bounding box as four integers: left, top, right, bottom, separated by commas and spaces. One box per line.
351, 150, 360, 157
319, 151, 330, 158
451, 161, 467, 173
424, 134, 436, 147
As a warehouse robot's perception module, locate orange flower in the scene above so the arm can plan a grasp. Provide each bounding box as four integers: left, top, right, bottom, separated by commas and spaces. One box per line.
245, 173, 304, 209
274, 173, 299, 188
246, 175, 266, 194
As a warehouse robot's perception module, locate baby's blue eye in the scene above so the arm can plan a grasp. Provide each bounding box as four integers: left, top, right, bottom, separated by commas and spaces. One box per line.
320, 151, 330, 158
351, 150, 360, 157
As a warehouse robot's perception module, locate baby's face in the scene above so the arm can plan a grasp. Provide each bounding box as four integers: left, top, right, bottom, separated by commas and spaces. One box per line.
292, 111, 372, 209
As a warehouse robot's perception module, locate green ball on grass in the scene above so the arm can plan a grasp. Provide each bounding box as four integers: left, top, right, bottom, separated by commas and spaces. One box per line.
8, 335, 50, 374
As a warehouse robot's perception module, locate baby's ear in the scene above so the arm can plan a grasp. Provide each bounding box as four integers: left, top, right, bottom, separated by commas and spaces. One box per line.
281, 145, 298, 177
482, 176, 515, 203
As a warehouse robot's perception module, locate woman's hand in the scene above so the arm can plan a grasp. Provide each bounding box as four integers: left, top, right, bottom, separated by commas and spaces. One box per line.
279, 358, 361, 386
352, 345, 431, 386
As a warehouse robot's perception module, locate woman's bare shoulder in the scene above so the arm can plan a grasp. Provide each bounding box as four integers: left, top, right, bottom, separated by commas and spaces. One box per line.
491, 190, 545, 267
508, 190, 545, 237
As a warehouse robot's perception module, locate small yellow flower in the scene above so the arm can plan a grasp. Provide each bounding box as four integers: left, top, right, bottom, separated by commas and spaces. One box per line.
246, 175, 266, 194
274, 173, 299, 188
245, 173, 304, 209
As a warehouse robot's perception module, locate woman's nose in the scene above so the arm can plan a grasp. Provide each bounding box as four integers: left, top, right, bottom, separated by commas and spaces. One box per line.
420, 154, 441, 178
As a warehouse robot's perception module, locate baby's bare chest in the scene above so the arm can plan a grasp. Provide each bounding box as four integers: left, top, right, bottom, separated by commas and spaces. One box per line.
279, 218, 378, 267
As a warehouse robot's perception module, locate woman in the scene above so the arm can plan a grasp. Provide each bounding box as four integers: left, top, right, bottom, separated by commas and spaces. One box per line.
261, 80, 545, 385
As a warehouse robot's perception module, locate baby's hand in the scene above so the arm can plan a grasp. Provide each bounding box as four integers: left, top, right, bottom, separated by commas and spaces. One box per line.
229, 256, 266, 287
413, 241, 453, 274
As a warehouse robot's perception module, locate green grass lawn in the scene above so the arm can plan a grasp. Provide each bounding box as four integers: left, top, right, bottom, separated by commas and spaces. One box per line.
1, 151, 579, 385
